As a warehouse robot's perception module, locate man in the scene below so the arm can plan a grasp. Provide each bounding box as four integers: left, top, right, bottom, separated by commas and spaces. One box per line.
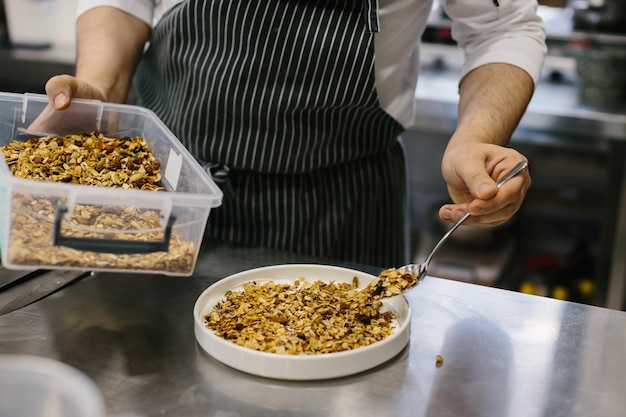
44, 0, 545, 267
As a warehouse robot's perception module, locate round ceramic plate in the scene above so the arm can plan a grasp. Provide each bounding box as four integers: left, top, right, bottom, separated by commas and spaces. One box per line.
193, 264, 411, 381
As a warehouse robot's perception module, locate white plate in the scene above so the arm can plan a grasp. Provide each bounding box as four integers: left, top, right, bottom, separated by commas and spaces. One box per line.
193, 264, 411, 380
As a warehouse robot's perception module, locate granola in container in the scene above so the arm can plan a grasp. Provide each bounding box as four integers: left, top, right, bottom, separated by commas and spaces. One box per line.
2, 133, 163, 189
1, 132, 195, 274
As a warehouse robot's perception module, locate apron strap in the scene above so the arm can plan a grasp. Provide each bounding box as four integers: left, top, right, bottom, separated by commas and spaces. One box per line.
363, 0, 380, 33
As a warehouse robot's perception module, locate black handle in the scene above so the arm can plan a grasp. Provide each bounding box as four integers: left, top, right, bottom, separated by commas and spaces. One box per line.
53, 205, 176, 254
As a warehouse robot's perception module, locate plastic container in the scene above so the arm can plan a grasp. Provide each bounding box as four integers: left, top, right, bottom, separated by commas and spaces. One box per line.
0, 355, 106, 417
0, 92, 223, 276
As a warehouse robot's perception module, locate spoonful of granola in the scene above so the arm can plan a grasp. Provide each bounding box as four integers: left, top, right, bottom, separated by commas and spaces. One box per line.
365, 160, 529, 299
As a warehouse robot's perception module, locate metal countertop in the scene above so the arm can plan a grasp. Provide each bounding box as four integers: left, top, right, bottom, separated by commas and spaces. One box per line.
1, 241, 625, 417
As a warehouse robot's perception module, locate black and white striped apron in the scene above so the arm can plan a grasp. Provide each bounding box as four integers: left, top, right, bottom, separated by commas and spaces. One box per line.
135, 0, 408, 267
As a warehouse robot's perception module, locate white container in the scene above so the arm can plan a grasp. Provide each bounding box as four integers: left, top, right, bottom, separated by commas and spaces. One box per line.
0, 355, 106, 417
0, 92, 223, 276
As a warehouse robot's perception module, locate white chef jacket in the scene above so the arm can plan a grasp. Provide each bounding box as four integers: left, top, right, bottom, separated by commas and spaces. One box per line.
76, 0, 546, 128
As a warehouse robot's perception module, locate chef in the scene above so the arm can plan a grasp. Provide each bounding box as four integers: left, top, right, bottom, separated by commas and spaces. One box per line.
44, 0, 545, 267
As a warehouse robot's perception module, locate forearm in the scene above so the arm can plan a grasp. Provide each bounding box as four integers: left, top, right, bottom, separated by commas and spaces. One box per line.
437, 63, 534, 224
449, 63, 535, 148
75, 6, 151, 103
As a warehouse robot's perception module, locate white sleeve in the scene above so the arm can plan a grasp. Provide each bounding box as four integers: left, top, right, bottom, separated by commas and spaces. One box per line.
77, 0, 156, 26
441, 0, 547, 85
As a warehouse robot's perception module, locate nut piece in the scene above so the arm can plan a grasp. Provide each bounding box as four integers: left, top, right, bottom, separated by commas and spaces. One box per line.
204, 278, 399, 355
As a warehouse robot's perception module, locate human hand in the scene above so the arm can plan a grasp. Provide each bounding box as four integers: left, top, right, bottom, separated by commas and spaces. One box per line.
45, 74, 107, 110
26, 75, 108, 135
438, 142, 531, 227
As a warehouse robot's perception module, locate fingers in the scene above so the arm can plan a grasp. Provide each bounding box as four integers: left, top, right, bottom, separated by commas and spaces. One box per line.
459, 160, 501, 202
439, 203, 517, 227
440, 149, 531, 227
44, 75, 107, 110
439, 187, 524, 227
45, 75, 76, 110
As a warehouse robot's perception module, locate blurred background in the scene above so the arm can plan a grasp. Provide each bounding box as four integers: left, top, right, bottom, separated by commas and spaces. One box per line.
411, 0, 626, 310
0, 0, 625, 310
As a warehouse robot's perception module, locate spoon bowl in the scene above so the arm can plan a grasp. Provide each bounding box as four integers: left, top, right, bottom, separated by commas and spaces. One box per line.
369, 160, 529, 298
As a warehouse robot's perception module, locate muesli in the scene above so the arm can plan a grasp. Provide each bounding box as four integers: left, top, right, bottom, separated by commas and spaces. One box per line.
204, 276, 402, 355
1, 132, 194, 273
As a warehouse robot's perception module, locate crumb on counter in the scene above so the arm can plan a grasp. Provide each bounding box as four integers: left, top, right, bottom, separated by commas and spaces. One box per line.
436, 355, 444, 367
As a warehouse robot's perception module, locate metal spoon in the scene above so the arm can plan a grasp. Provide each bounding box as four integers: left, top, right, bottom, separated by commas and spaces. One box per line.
370, 160, 528, 298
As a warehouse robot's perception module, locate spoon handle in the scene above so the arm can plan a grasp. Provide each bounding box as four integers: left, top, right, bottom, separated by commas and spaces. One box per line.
425, 212, 470, 266
425, 160, 528, 266
496, 160, 528, 188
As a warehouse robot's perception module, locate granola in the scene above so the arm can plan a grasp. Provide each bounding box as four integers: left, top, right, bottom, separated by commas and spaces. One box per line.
204, 277, 398, 355
2, 132, 163, 190
1, 132, 195, 273
366, 268, 418, 299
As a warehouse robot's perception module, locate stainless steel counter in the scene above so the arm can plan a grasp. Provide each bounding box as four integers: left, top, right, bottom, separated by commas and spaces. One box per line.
1, 241, 626, 417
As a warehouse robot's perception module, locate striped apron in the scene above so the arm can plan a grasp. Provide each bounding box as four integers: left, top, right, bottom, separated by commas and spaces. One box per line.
135, 0, 408, 267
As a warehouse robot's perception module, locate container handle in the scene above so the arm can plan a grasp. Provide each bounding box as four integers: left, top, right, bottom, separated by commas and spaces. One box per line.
52, 205, 176, 254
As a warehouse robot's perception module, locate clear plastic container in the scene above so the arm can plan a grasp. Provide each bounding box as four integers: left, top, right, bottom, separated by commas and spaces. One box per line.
0, 92, 223, 276
0, 355, 106, 417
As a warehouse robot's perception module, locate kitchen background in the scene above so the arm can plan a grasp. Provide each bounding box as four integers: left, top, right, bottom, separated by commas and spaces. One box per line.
1, 0, 625, 309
